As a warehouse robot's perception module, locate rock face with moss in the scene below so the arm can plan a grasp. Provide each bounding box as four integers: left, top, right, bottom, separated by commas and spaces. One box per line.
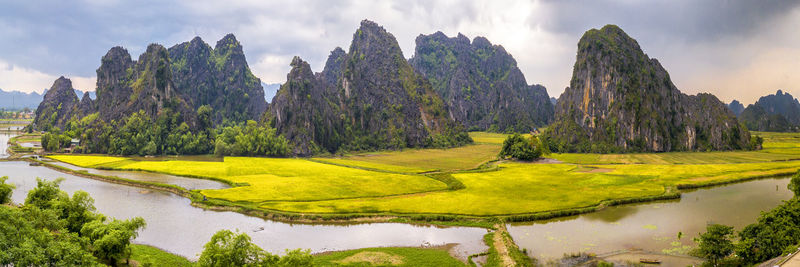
739, 90, 800, 132
32, 77, 80, 130
547, 25, 750, 152
168, 34, 266, 123
268, 20, 471, 155
93, 44, 196, 125
409, 32, 554, 132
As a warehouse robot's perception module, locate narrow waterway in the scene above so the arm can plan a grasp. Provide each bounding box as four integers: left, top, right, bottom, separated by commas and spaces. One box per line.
2, 161, 488, 261
508, 177, 793, 261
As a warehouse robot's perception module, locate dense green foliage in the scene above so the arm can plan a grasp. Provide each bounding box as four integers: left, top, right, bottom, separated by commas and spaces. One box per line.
197, 229, 312, 267
499, 133, 543, 161
694, 224, 735, 266
1, 177, 146, 266
214, 120, 290, 157
81, 217, 146, 265
694, 170, 800, 265
41, 105, 290, 157
790, 172, 800, 197
0, 176, 14, 204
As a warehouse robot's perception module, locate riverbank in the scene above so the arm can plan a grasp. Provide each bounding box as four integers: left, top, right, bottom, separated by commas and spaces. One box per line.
30, 131, 800, 227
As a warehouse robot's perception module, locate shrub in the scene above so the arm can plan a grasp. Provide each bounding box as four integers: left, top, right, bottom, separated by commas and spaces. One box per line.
499, 133, 542, 161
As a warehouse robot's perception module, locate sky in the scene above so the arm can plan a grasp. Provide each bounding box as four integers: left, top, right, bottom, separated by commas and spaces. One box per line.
0, 0, 798, 105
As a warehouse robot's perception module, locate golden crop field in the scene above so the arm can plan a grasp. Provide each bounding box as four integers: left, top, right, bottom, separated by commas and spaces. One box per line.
47, 131, 800, 218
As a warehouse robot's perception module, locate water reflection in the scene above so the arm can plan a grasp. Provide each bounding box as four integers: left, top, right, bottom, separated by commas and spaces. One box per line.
2, 161, 487, 260
508, 178, 793, 260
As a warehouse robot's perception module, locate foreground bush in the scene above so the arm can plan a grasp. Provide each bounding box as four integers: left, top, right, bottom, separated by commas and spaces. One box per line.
198, 229, 312, 267
499, 133, 543, 161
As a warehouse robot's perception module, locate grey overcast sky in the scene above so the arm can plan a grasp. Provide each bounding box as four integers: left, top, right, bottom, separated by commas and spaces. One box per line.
1, 0, 798, 105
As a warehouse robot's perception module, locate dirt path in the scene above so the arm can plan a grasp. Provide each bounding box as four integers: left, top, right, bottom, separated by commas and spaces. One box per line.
493, 224, 515, 266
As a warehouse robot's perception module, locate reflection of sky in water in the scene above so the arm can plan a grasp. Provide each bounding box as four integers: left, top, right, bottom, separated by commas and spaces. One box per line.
0, 132, 15, 157
509, 178, 793, 260
3, 161, 487, 260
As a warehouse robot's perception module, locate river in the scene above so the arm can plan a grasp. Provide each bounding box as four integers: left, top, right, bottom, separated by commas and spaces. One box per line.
2, 161, 488, 261
508, 177, 793, 262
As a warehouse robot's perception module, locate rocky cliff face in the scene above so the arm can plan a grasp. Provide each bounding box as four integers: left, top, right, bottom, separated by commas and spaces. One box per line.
728, 100, 744, 116
168, 34, 266, 123
33, 77, 80, 130
546, 25, 750, 152
267, 20, 471, 155
94, 44, 196, 125
739, 90, 800, 132
409, 32, 554, 132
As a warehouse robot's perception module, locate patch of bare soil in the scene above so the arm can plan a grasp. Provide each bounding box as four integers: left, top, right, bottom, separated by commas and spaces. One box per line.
335, 251, 404, 265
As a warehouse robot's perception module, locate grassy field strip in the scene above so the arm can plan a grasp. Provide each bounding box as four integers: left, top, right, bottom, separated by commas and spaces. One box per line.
321, 144, 501, 173
259, 159, 800, 216
310, 158, 436, 174
48, 155, 450, 202
43, 131, 800, 221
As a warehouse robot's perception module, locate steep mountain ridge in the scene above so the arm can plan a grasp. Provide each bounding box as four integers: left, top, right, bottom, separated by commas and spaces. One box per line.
267, 20, 470, 155
409, 31, 554, 132
739, 90, 800, 132
546, 25, 751, 152
32, 77, 80, 130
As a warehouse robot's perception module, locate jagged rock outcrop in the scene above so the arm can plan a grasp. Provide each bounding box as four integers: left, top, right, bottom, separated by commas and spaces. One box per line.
267, 20, 471, 155
269, 56, 343, 155
94, 44, 196, 125
168, 34, 266, 123
739, 90, 800, 132
546, 25, 751, 152
32, 77, 80, 130
409, 32, 554, 132
728, 100, 744, 116
77, 92, 95, 116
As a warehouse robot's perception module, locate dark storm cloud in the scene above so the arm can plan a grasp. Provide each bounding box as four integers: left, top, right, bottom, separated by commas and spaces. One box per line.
536, 0, 800, 42
0, 0, 798, 104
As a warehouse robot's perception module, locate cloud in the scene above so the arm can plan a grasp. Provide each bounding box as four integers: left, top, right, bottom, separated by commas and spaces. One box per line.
0, 0, 798, 104
0, 58, 95, 93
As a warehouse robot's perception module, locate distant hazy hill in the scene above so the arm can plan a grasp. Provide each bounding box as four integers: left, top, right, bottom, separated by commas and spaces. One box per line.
0, 89, 43, 110
546, 25, 750, 153
728, 100, 744, 116
739, 90, 800, 132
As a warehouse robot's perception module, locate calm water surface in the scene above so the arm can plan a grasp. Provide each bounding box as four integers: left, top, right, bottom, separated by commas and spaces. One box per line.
0, 132, 16, 157
2, 161, 487, 260
508, 177, 793, 260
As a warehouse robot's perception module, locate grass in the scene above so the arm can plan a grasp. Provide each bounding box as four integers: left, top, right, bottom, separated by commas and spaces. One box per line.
317, 144, 500, 173
49, 155, 128, 167
49, 156, 449, 202
43, 131, 800, 221
313, 247, 466, 267
129, 244, 193, 266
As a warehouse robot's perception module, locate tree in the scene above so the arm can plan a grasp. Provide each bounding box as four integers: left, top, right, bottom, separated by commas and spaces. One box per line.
0, 176, 14, 204
54, 190, 98, 234
25, 178, 67, 210
790, 171, 800, 197
197, 230, 313, 267
81, 216, 146, 266
695, 224, 735, 266
499, 133, 542, 161
198, 230, 274, 267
